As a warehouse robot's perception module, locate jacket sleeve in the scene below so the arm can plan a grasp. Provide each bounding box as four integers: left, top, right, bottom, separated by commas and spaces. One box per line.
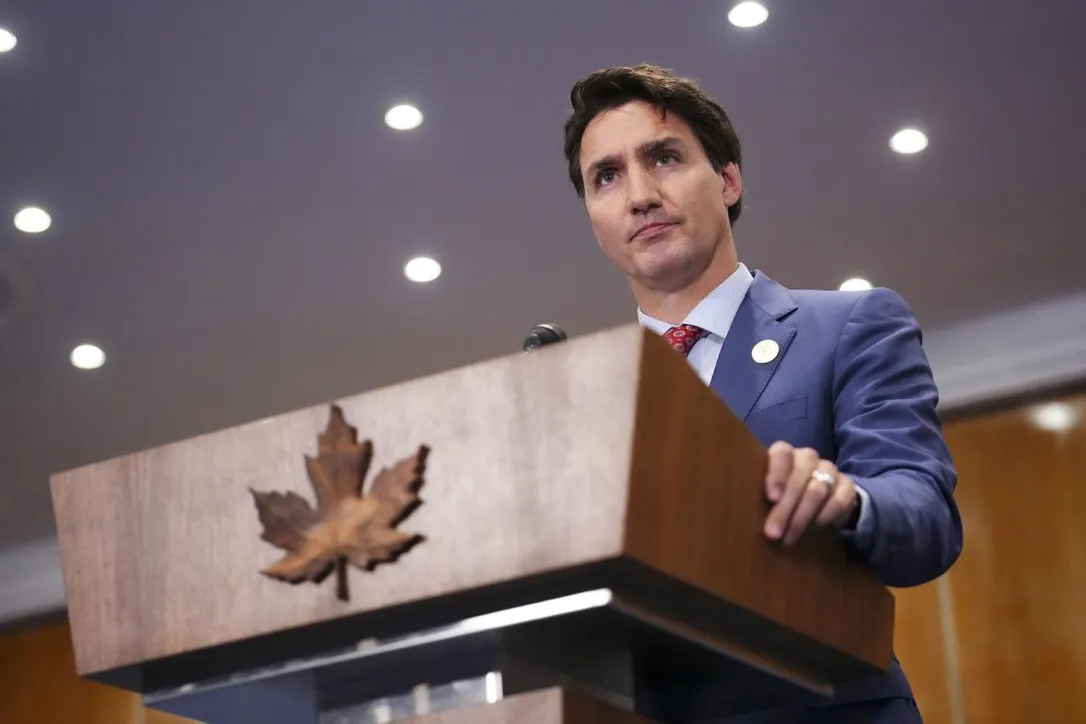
832, 288, 963, 587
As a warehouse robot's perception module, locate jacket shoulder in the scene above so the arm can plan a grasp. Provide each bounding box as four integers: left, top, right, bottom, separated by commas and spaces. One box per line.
787, 286, 914, 325
749, 272, 917, 328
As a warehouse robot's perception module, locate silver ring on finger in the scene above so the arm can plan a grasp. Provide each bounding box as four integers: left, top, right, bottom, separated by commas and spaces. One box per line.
810, 469, 836, 489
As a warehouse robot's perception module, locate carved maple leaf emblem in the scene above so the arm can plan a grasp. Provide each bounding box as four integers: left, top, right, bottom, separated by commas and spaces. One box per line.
250, 405, 429, 601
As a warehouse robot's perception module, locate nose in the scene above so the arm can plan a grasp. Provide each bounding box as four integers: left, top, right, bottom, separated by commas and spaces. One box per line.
626, 166, 662, 215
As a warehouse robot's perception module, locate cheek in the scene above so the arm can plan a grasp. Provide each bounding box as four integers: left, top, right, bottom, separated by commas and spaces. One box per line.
587, 204, 625, 249
692, 181, 729, 225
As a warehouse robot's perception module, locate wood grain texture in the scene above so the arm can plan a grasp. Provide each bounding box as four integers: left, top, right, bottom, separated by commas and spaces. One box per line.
51, 325, 643, 675
397, 687, 656, 724
892, 579, 954, 724
943, 393, 1086, 723
560, 689, 659, 724
623, 332, 894, 672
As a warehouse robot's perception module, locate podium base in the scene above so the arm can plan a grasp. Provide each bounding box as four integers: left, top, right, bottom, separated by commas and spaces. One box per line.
144, 575, 842, 723
390, 687, 655, 724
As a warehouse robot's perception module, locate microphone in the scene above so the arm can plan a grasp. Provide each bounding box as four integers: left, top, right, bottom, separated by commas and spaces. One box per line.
522, 323, 568, 352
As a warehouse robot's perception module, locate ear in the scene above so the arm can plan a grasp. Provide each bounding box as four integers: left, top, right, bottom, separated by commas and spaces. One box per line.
720, 162, 743, 208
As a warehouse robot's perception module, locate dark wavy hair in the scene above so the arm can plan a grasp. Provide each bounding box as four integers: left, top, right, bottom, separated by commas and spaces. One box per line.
563, 64, 744, 225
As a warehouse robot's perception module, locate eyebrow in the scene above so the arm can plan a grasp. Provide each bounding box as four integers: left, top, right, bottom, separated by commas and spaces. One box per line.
584, 135, 685, 184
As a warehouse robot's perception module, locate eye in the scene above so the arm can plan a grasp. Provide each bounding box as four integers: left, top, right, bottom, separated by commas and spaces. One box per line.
595, 168, 617, 187
657, 152, 679, 167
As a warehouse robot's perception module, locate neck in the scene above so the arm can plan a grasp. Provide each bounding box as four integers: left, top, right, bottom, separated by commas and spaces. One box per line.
634, 248, 740, 325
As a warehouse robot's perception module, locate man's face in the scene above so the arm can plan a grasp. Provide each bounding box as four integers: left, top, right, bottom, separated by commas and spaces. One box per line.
579, 101, 741, 294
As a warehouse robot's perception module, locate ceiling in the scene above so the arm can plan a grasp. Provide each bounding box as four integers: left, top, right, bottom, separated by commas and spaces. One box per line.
1, 0, 1084, 549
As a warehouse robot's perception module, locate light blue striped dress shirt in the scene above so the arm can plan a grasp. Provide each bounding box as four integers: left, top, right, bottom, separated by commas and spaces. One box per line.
636, 262, 754, 382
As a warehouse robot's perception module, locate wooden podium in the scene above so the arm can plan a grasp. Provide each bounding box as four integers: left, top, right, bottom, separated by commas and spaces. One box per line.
49, 324, 894, 723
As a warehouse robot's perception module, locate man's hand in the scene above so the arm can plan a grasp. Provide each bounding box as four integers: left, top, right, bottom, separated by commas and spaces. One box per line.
764, 441, 858, 546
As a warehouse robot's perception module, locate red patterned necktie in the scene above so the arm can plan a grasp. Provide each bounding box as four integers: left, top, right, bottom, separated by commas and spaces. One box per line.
663, 324, 707, 357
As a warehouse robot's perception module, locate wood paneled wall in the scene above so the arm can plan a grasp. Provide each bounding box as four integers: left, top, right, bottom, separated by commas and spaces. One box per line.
893, 577, 955, 721
0, 618, 191, 724
894, 392, 1086, 724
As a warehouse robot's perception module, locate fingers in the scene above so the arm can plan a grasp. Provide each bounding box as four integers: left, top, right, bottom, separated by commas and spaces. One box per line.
764, 446, 856, 545
782, 460, 838, 546
815, 472, 856, 529
765, 441, 795, 503
764, 445, 819, 541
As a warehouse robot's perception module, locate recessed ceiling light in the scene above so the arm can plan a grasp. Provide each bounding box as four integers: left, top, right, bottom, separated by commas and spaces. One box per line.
0, 28, 16, 53
839, 277, 873, 292
728, 1, 768, 28
385, 104, 423, 131
1029, 402, 1079, 433
71, 343, 106, 370
13, 206, 51, 233
890, 128, 928, 155
404, 256, 441, 283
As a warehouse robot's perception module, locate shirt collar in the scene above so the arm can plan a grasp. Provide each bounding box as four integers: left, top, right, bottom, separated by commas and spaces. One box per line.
637, 262, 754, 340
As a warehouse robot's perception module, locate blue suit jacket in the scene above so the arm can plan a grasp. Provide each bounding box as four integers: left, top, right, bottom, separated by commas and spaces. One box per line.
711, 271, 963, 716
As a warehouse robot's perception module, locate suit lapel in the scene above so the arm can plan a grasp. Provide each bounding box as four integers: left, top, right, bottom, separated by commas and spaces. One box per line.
709, 272, 798, 422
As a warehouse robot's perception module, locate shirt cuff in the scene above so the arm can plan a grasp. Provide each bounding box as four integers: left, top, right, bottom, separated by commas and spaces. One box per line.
841, 483, 877, 549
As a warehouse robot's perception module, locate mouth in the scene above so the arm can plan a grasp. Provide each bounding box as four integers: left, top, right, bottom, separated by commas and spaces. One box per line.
630, 221, 678, 242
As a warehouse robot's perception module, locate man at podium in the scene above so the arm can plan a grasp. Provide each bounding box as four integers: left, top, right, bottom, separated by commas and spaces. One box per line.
562, 64, 963, 724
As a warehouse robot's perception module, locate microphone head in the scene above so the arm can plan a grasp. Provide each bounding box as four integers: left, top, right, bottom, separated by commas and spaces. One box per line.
522, 323, 568, 352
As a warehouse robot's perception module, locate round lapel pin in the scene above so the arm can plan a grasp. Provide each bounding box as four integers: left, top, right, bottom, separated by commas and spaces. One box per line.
751, 339, 780, 364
